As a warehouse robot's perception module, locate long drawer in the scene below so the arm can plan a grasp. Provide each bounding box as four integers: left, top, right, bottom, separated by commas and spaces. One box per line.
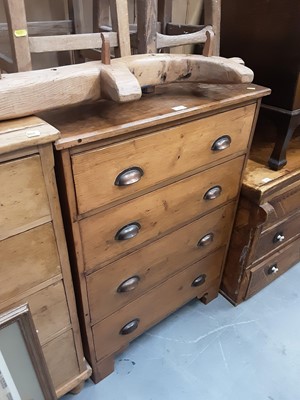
8, 281, 70, 345
0, 223, 61, 303
254, 211, 300, 262
92, 247, 225, 361
72, 105, 255, 214
43, 329, 80, 390
80, 156, 244, 270
245, 237, 300, 299
87, 203, 235, 323
0, 155, 51, 240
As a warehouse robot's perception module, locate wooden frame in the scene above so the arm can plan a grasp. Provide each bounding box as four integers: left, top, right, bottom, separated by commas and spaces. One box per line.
0, 0, 131, 72
0, 304, 57, 399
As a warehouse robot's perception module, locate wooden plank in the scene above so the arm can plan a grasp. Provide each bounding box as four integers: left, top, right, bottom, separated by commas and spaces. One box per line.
38, 143, 87, 374
166, 23, 206, 35
157, 26, 213, 49
204, 0, 221, 55
94, 0, 110, 31
3, 0, 32, 71
0, 54, 255, 121
109, 0, 131, 57
0, 20, 73, 36
137, 0, 158, 53
69, 0, 86, 33
29, 32, 118, 53
157, 0, 172, 34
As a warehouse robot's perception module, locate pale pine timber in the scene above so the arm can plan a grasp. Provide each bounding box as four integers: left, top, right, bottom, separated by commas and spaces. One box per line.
0, 54, 254, 121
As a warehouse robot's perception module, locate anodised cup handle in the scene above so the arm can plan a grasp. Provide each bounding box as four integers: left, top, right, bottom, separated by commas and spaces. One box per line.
115, 167, 144, 186
117, 276, 140, 293
115, 223, 141, 241
119, 319, 140, 335
191, 274, 207, 287
197, 233, 214, 247
203, 185, 222, 200
211, 135, 232, 151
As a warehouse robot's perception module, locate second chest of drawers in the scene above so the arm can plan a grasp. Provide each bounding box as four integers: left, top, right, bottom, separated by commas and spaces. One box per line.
43, 83, 269, 382
221, 136, 300, 304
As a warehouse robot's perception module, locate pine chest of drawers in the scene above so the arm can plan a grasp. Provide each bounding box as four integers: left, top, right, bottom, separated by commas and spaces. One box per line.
43, 83, 270, 382
0, 117, 91, 396
221, 136, 300, 304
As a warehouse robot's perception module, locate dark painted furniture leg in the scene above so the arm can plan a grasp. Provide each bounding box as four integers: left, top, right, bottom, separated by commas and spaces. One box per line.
268, 112, 300, 170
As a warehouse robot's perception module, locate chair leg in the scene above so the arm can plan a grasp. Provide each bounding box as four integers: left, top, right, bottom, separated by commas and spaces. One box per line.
3, 0, 32, 71
268, 113, 300, 170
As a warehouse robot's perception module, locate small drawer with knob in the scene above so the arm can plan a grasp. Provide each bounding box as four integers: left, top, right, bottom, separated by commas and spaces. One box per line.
87, 203, 235, 323
92, 247, 225, 362
71, 104, 256, 214
80, 156, 243, 270
253, 211, 300, 262
245, 237, 300, 300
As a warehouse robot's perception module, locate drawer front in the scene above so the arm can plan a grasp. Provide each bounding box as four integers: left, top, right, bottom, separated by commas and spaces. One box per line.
255, 211, 300, 261
0, 155, 51, 240
87, 203, 235, 323
266, 181, 300, 227
92, 248, 225, 361
80, 156, 244, 270
43, 329, 80, 390
0, 223, 61, 303
72, 105, 255, 214
245, 238, 300, 299
26, 282, 70, 345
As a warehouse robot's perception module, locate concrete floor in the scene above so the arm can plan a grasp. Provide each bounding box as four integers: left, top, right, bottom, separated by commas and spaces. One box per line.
63, 262, 300, 400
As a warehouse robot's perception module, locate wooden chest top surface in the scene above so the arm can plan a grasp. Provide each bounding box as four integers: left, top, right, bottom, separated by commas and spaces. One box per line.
39, 83, 270, 150
242, 135, 300, 203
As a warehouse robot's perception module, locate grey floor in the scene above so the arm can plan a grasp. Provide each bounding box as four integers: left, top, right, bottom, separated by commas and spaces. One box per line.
63, 262, 300, 400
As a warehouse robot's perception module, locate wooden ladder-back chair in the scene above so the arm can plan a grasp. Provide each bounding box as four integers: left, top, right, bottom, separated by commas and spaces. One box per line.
97, 0, 220, 56
136, 0, 221, 55
0, 0, 131, 72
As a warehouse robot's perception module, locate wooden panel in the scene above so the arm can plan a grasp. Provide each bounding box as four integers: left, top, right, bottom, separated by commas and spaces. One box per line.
80, 156, 244, 270
0, 223, 61, 304
0, 155, 51, 240
87, 203, 235, 323
245, 238, 300, 299
27, 282, 70, 345
92, 247, 225, 361
43, 329, 80, 390
72, 104, 255, 214
255, 211, 300, 262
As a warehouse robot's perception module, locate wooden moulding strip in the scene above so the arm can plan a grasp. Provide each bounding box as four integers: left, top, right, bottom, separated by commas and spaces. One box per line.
0, 54, 254, 121
29, 32, 118, 53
